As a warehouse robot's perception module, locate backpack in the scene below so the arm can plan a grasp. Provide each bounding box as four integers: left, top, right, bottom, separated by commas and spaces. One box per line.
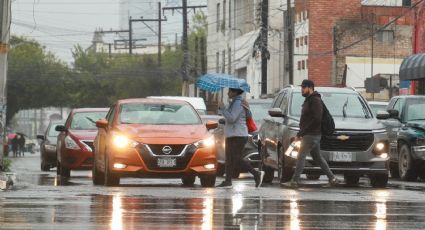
321, 100, 335, 136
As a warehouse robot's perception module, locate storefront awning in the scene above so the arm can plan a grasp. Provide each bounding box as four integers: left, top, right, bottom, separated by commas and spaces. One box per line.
399, 53, 425, 81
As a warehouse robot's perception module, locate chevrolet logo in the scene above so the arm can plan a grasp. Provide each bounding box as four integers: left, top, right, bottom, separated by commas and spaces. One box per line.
336, 135, 350, 141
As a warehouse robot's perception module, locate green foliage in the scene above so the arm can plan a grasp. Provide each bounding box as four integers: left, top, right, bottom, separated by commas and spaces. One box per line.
0, 158, 12, 172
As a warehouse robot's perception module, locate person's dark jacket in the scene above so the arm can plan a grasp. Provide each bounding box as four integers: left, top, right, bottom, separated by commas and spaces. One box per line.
297, 91, 323, 137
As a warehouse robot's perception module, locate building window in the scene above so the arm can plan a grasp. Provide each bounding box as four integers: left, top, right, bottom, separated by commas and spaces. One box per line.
300, 37, 304, 46
297, 61, 301, 70
296, 38, 299, 47
223, 0, 226, 34
377, 30, 394, 42
216, 52, 220, 72
305, 36, 308, 45
305, 11, 308, 19
302, 60, 305, 70
306, 59, 308, 69
228, 0, 231, 28
216, 3, 220, 32
222, 50, 225, 73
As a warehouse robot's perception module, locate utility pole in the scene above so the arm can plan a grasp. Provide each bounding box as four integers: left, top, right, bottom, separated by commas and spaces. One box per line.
163, 3, 207, 97
129, 17, 133, 55
261, 0, 269, 95
0, 0, 11, 159
286, 0, 293, 85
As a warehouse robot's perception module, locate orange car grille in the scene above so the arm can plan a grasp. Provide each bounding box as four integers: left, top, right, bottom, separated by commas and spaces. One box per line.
146, 144, 186, 156
136, 144, 197, 170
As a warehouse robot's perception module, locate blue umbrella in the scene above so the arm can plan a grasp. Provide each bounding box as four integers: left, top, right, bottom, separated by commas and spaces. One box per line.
196, 73, 251, 93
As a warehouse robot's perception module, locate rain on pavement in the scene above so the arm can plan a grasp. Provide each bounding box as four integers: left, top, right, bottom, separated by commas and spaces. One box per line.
1, 153, 425, 229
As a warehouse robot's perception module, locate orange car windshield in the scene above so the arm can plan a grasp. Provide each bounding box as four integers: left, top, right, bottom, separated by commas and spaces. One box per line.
120, 103, 202, 125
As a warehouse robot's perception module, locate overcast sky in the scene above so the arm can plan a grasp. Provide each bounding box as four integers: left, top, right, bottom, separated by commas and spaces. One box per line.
11, 0, 204, 65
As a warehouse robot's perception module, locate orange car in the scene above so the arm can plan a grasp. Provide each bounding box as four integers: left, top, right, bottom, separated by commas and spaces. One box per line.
92, 98, 218, 187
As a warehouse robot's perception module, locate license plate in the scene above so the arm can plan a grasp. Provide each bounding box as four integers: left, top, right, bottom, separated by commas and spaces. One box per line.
332, 152, 353, 162
157, 158, 176, 167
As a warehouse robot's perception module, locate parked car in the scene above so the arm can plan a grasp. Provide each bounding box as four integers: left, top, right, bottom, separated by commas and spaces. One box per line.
56, 108, 108, 179
92, 98, 218, 187
368, 101, 389, 116
258, 86, 390, 187
378, 95, 425, 181
212, 99, 273, 178
147, 96, 207, 115
37, 120, 64, 171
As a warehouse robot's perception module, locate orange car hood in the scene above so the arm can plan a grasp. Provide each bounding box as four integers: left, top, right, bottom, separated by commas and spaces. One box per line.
115, 124, 209, 145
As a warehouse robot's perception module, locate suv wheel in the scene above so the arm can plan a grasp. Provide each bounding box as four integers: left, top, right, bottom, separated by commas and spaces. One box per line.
369, 174, 388, 188
104, 155, 120, 186
181, 175, 196, 186
278, 146, 293, 183
398, 144, 418, 181
344, 174, 360, 186
389, 161, 400, 178
41, 161, 50, 171
92, 157, 105, 185
200, 174, 216, 187
259, 145, 274, 183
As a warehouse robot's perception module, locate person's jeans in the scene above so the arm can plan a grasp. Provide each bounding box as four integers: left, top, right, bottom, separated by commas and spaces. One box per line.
225, 136, 257, 183
292, 135, 335, 182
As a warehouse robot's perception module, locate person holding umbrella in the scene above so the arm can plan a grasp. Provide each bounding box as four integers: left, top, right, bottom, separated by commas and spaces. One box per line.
216, 88, 265, 188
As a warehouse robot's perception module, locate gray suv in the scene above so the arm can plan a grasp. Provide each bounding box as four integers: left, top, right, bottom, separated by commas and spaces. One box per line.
258, 86, 390, 187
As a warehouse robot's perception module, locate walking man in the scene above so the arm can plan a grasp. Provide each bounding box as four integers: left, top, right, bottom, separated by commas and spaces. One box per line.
283, 80, 340, 188
216, 88, 264, 188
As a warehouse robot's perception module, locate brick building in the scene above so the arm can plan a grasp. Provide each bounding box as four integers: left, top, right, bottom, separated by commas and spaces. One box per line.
294, 0, 414, 99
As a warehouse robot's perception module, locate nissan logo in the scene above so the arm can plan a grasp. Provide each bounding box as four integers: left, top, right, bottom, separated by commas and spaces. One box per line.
162, 146, 172, 154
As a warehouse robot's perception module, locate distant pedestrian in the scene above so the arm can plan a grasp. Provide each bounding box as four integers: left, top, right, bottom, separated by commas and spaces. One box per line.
282, 80, 340, 188
11, 136, 19, 157
216, 88, 264, 188
18, 134, 26, 157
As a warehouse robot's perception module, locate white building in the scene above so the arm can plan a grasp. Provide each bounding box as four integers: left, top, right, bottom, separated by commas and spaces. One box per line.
207, 0, 288, 99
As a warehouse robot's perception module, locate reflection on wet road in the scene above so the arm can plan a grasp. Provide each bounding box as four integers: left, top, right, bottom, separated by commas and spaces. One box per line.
2, 155, 425, 229
2, 192, 425, 229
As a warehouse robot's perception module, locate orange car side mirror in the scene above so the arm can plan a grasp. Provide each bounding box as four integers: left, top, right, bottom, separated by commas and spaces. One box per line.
96, 119, 109, 129
206, 121, 218, 130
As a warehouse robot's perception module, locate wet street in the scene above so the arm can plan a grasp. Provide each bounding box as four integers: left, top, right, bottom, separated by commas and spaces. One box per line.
1, 153, 425, 229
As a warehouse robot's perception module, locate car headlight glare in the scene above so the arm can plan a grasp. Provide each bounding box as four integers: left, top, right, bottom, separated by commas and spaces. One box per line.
194, 136, 215, 148
376, 143, 385, 151
373, 141, 388, 155
113, 135, 138, 148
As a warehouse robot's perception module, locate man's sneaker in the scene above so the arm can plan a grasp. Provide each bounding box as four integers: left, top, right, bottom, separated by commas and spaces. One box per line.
323, 177, 341, 187
254, 171, 265, 188
280, 180, 300, 189
216, 181, 232, 188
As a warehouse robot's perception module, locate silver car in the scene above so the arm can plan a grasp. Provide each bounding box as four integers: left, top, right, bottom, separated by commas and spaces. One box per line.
258, 86, 390, 187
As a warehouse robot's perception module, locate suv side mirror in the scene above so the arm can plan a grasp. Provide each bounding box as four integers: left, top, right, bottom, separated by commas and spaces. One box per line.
206, 121, 218, 130
218, 118, 226, 125
36, 134, 45, 140
55, 125, 67, 132
376, 111, 390, 120
268, 108, 285, 117
96, 119, 109, 129
387, 109, 399, 119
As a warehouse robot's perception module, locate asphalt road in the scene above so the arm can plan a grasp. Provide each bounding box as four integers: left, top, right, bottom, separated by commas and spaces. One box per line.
1, 153, 425, 229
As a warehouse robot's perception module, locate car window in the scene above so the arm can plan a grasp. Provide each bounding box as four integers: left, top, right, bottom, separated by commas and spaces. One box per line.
393, 98, 403, 112
250, 103, 271, 124
369, 104, 387, 116
70, 111, 108, 130
120, 103, 202, 125
405, 98, 425, 122
272, 92, 285, 108
47, 124, 61, 137
280, 92, 289, 114
107, 106, 116, 125
290, 92, 372, 118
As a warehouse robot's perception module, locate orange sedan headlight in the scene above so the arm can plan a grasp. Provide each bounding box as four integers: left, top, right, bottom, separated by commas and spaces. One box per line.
112, 135, 138, 149
193, 136, 215, 148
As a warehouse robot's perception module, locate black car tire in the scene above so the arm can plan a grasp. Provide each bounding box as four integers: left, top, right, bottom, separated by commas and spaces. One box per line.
181, 175, 196, 186
306, 174, 321, 180
216, 163, 225, 177
369, 173, 388, 188
344, 174, 360, 186
92, 157, 105, 185
389, 161, 400, 178
200, 174, 216, 187
279, 166, 293, 183
56, 160, 60, 175
259, 145, 274, 183
104, 155, 120, 186
41, 161, 50, 171
398, 144, 418, 181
